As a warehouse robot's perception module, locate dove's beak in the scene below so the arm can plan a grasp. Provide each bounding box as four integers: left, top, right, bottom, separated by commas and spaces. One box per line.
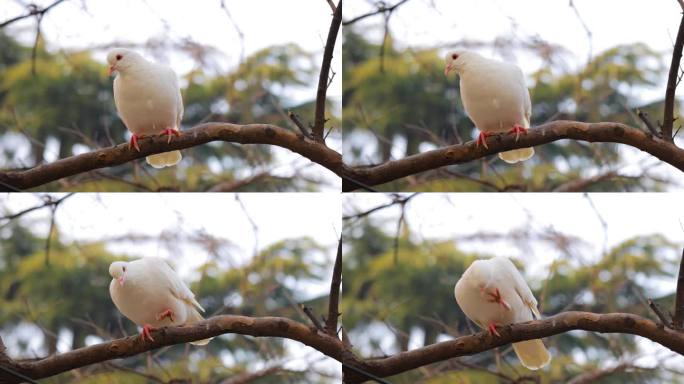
117, 276, 125, 287
444, 63, 454, 76
108, 65, 115, 76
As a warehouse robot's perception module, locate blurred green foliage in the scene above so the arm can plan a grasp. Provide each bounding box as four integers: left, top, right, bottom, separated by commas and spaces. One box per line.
343, 214, 680, 383
342, 27, 673, 191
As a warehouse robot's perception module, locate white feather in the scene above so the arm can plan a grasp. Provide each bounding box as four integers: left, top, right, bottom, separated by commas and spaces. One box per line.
454, 256, 550, 370
447, 51, 535, 163
109, 49, 183, 168
109, 257, 211, 346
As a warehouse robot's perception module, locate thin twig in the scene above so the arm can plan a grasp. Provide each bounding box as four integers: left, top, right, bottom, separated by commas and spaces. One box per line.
648, 299, 672, 328
288, 111, 313, 139
0, 0, 66, 28
673, 248, 684, 328
301, 305, 324, 331
325, 0, 336, 12
325, 237, 342, 337
312, 0, 342, 142
636, 109, 660, 136
662, 12, 684, 142
342, 0, 411, 26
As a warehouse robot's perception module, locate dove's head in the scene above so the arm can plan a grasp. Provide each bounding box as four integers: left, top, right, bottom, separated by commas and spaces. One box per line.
106, 49, 145, 76
109, 261, 129, 287
444, 51, 480, 76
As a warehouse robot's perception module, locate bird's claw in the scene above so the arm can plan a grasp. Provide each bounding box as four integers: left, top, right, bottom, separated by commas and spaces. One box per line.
141, 324, 155, 342
487, 322, 501, 337
476, 131, 491, 149
129, 134, 141, 152
508, 124, 528, 142
161, 128, 180, 144
156, 308, 175, 322
482, 287, 512, 311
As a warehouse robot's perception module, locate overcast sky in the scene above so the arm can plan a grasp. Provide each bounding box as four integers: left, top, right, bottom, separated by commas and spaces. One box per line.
1, 0, 341, 102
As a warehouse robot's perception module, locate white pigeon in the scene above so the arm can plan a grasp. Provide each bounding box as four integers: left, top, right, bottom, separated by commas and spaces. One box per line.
444, 51, 535, 164
109, 257, 210, 345
454, 256, 550, 370
107, 48, 183, 168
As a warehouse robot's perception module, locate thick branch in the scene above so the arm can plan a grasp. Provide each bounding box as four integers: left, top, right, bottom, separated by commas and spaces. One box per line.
313, 0, 342, 142
342, 120, 684, 191
343, 311, 684, 383
0, 123, 342, 191
663, 13, 684, 142
0, 315, 343, 384
674, 248, 684, 328
325, 237, 342, 337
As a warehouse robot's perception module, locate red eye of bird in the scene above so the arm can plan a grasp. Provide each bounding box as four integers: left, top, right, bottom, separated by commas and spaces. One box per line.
116, 54, 122, 61
452, 53, 459, 60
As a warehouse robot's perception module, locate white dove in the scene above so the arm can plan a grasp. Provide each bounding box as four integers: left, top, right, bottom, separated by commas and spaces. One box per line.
444, 51, 534, 164
109, 258, 210, 345
107, 48, 183, 168
454, 256, 550, 370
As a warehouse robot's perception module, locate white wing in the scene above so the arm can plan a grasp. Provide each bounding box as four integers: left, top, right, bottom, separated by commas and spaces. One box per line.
492, 256, 540, 319
150, 258, 204, 312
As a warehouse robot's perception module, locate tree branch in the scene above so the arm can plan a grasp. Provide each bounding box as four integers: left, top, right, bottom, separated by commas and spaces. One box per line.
0, 123, 342, 191
342, 120, 684, 191
673, 248, 684, 328
0, 315, 343, 384
0, 0, 66, 29
343, 311, 684, 383
342, 0, 411, 26
663, 12, 684, 142
325, 237, 342, 337
313, 0, 342, 142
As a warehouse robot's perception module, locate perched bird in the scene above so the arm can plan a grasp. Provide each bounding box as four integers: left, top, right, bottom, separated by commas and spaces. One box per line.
107, 48, 183, 168
109, 258, 210, 345
444, 51, 534, 163
454, 256, 550, 370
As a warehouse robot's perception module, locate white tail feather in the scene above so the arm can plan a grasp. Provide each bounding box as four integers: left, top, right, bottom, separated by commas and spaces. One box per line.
187, 308, 211, 346
146, 150, 182, 168
498, 147, 534, 164
512, 339, 551, 370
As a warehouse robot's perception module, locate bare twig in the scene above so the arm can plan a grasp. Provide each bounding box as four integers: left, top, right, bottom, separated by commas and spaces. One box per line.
636, 109, 660, 136
342, 0, 411, 26
0, 0, 66, 28
288, 111, 314, 139
649, 299, 672, 327
325, 0, 337, 13
673, 248, 684, 328
312, 0, 342, 142
301, 305, 325, 331
662, 13, 684, 142
325, 238, 342, 338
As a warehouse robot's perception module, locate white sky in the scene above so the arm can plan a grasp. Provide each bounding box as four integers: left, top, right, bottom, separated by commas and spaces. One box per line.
1, 0, 342, 103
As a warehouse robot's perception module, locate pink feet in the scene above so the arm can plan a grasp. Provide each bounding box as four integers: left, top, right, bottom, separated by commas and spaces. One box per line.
141, 324, 156, 342
487, 322, 501, 337
161, 128, 180, 144
481, 287, 512, 311
129, 134, 141, 152
476, 131, 493, 149
508, 124, 528, 141
156, 308, 175, 322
